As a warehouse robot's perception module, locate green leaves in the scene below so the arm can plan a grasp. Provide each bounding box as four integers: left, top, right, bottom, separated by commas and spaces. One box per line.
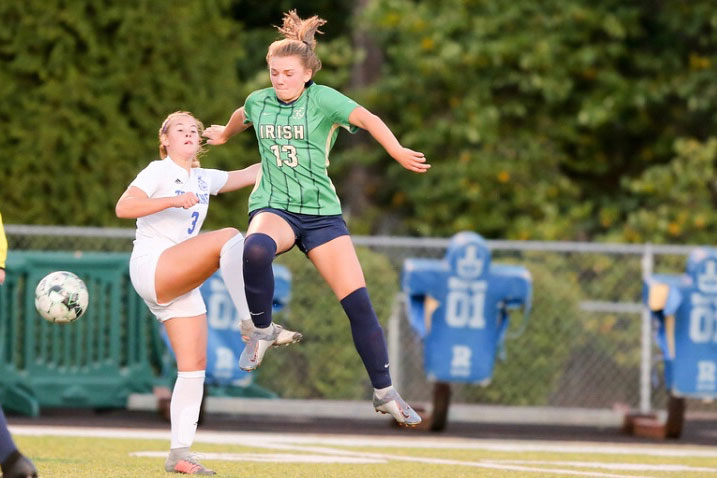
356, 0, 717, 241
3, 0, 717, 244
623, 137, 717, 243
1, 0, 246, 225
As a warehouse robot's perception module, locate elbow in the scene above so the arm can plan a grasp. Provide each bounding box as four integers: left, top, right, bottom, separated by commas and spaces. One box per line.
115, 203, 131, 219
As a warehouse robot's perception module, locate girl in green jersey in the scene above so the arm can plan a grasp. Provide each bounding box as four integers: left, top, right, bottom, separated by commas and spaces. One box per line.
205, 10, 430, 426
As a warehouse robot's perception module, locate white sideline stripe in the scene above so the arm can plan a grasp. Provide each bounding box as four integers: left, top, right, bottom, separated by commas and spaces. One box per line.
131, 451, 386, 464
199, 442, 657, 478
10, 424, 717, 458
133, 446, 657, 478
489, 459, 717, 473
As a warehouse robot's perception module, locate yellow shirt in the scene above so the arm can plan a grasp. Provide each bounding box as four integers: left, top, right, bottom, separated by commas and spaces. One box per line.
0, 211, 7, 269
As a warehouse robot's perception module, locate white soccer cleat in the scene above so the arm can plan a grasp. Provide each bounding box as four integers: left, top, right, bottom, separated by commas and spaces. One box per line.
238, 322, 302, 371
240, 319, 303, 347
373, 388, 422, 427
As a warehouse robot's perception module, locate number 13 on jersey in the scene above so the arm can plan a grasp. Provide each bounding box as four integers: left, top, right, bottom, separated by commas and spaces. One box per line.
270, 144, 298, 168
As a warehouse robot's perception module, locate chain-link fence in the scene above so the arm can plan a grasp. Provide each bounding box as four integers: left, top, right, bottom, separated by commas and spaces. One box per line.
6, 225, 713, 414
357, 237, 693, 414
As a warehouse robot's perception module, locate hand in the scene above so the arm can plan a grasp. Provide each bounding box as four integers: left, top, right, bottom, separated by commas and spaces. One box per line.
0, 269, 5, 286
392, 147, 431, 173
203, 125, 227, 145
173, 192, 199, 209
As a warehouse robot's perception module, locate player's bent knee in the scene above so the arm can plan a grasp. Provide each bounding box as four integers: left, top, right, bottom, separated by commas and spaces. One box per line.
243, 233, 277, 268
208, 227, 240, 252
217, 227, 240, 240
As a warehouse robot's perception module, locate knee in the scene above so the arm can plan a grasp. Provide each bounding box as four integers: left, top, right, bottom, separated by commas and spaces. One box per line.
218, 228, 242, 257
220, 227, 240, 241
243, 233, 277, 268
177, 357, 207, 372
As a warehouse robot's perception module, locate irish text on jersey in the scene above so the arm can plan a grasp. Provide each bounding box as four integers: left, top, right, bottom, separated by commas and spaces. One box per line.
260, 124, 305, 140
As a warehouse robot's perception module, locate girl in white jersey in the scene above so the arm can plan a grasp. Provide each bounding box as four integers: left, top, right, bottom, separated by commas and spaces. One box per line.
204, 11, 429, 427
116, 111, 301, 475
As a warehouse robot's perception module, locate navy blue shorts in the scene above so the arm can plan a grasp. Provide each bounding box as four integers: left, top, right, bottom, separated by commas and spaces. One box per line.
248, 207, 350, 254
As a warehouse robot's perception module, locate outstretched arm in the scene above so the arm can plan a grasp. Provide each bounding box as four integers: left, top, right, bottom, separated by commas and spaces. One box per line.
349, 106, 430, 173
203, 107, 252, 146
115, 187, 199, 219
219, 163, 261, 193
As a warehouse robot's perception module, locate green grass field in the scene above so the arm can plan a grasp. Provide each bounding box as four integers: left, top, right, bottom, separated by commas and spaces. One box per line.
9, 425, 717, 478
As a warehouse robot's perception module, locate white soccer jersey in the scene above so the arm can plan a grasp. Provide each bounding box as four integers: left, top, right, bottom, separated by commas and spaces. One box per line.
130, 157, 228, 254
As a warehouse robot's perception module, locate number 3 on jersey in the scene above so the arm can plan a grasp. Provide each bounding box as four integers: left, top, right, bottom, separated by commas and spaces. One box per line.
270, 144, 298, 168
187, 211, 199, 234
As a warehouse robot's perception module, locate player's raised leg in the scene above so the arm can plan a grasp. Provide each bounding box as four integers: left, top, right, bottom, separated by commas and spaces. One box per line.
238, 212, 302, 371
219, 232, 301, 346
155, 228, 238, 304
309, 236, 421, 426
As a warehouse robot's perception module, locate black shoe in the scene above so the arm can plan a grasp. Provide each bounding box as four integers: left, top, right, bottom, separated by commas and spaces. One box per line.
1, 450, 38, 478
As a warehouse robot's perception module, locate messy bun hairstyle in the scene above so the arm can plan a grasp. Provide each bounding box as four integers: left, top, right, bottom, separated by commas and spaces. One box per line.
266, 10, 326, 77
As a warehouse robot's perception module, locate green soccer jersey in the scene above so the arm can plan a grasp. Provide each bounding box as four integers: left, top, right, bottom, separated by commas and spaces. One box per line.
243, 82, 359, 215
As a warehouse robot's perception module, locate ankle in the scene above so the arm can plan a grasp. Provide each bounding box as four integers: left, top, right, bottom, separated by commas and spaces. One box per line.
252, 323, 275, 339
168, 446, 190, 460
373, 385, 394, 399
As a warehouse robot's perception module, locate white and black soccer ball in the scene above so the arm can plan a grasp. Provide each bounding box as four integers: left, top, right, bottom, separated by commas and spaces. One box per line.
34, 271, 89, 324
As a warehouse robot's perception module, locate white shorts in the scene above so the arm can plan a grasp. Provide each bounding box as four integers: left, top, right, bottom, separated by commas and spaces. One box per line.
129, 248, 206, 322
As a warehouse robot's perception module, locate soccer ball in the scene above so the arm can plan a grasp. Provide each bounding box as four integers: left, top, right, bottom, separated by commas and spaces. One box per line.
34, 271, 89, 323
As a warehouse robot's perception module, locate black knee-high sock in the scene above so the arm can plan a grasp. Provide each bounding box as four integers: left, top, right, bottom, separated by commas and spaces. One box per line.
242, 233, 277, 329
340, 287, 392, 389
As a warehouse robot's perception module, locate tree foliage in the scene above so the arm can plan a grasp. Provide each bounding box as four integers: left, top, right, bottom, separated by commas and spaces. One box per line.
623, 137, 717, 243
358, 0, 717, 241
1, 0, 249, 226
2, 0, 717, 245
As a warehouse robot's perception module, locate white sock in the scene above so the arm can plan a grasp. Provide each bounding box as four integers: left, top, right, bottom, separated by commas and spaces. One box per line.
220, 233, 251, 321
170, 370, 205, 449
374, 385, 394, 399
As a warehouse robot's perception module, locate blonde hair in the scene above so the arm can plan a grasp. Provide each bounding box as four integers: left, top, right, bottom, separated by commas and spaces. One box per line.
158, 111, 206, 165
266, 10, 326, 77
